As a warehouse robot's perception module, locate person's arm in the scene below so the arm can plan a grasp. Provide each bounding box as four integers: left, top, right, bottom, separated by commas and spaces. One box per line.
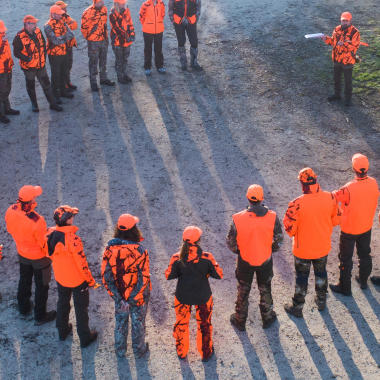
161, 1, 166, 18
226, 221, 239, 254
101, 255, 123, 303
34, 216, 48, 255
126, 9, 135, 39
81, 9, 94, 39
283, 199, 300, 237
44, 24, 74, 46
272, 215, 284, 252
12, 35, 31, 62
70, 235, 95, 286
66, 15, 78, 31
165, 253, 180, 280
323, 29, 336, 46
207, 253, 223, 279
129, 247, 151, 305
333, 186, 350, 206
139, 3, 147, 25
331, 194, 342, 227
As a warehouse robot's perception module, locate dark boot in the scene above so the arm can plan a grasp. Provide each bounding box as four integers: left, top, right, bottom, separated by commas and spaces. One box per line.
35, 310, 57, 326
314, 296, 326, 311
59, 323, 73, 341
355, 275, 367, 290
60, 88, 74, 99
327, 94, 341, 102
91, 82, 99, 92
4, 99, 20, 115
344, 98, 352, 107
178, 47, 187, 71
262, 311, 277, 329
80, 330, 98, 348
0, 102, 10, 124
26, 80, 39, 112
43, 87, 63, 112
284, 303, 303, 318
100, 79, 115, 86
53, 90, 62, 105
329, 283, 352, 296
230, 313, 246, 331
190, 47, 203, 71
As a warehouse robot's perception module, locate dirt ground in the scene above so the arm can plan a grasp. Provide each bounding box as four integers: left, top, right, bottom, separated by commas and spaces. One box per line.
0, 0, 379, 379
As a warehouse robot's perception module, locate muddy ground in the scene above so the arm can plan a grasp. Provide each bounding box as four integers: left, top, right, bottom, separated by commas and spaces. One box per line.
0, 0, 379, 379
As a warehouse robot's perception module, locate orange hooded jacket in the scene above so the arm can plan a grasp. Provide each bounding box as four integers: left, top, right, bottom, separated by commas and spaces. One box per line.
139, 0, 165, 34
0, 39, 13, 73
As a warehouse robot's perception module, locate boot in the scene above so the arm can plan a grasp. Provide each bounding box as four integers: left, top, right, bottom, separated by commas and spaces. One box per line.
80, 330, 98, 348
43, 87, 63, 112
59, 323, 73, 341
34, 310, 57, 326
26, 80, 39, 112
230, 313, 246, 331
190, 47, 203, 71
284, 303, 303, 318
0, 102, 10, 124
53, 90, 62, 105
344, 98, 352, 107
262, 311, 277, 329
314, 296, 326, 311
329, 283, 352, 296
327, 94, 341, 102
100, 79, 115, 86
355, 275, 367, 290
60, 88, 74, 99
178, 47, 187, 70
4, 99, 20, 115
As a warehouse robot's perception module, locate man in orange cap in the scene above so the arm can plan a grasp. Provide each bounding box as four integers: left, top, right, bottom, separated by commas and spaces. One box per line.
330, 154, 379, 295
44, 5, 75, 104
47, 205, 98, 347
5, 185, 56, 325
13, 16, 63, 112
55, 1, 78, 90
323, 12, 360, 106
0, 20, 20, 124
227, 184, 283, 330
283, 169, 341, 317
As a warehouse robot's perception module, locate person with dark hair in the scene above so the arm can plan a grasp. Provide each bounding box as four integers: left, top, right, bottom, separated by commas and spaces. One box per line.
47, 205, 98, 347
330, 154, 379, 295
5, 185, 56, 325
165, 226, 223, 362
101, 214, 151, 358
227, 184, 283, 331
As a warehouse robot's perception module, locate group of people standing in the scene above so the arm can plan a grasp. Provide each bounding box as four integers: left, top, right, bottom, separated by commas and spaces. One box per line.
1, 153, 379, 362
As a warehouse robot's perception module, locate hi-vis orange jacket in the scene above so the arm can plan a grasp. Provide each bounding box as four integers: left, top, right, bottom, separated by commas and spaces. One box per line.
13, 28, 46, 70
109, 7, 135, 47
232, 209, 277, 266
45, 19, 71, 56
47, 225, 95, 288
5, 202, 47, 260
324, 25, 360, 65
81, 2, 108, 41
283, 184, 341, 259
169, 0, 199, 25
0, 39, 14, 73
62, 13, 77, 48
101, 238, 151, 306
333, 175, 379, 235
139, 0, 165, 34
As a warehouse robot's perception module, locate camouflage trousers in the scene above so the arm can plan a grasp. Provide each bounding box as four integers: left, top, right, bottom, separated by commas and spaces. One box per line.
112, 46, 131, 81
292, 255, 328, 310
87, 40, 108, 84
234, 257, 274, 325
114, 293, 150, 357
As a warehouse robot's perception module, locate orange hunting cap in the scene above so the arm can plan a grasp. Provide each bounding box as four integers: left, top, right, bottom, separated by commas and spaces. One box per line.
50, 5, 65, 15
114, 0, 127, 3
0, 20, 7, 33
55, 1, 68, 8
183, 226, 202, 244
298, 167, 317, 184
118, 214, 139, 230
54, 205, 79, 225
341, 12, 352, 21
18, 185, 43, 202
246, 184, 264, 202
23, 15, 39, 23
352, 153, 369, 173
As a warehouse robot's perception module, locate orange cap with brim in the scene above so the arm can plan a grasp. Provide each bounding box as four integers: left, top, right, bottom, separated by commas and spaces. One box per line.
50, 5, 65, 15
298, 167, 317, 184
352, 153, 369, 173
341, 11, 352, 21
54, 205, 79, 224
23, 15, 39, 23
55, 1, 68, 8
183, 226, 202, 244
18, 185, 43, 202
118, 214, 139, 230
0, 20, 7, 33
246, 184, 264, 202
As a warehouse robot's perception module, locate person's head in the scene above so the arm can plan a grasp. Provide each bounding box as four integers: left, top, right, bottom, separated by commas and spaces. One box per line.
298, 167, 317, 193
55, 1, 68, 13
0, 20, 7, 41
352, 153, 369, 178
340, 11, 352, 29
246, 184, 264, 206
23, 15, 38, 33
94, 0, 105, 9
18, 185, 42, 211
113, 214, 142, 242
180, 226, 202, 262
114, 0, 127, 11
50, 5, 65, 20
53, 205, 79, 226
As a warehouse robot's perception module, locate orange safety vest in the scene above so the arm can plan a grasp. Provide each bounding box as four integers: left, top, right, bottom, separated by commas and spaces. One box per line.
62, 13, 77, 48
140, 0, 165, 34
232, 209, 276, 266
46, 18, 69, 56
0, 39, 14, 73
16, 28, 46, 70
335, 176, 379, 235
173, 0, 197, 25
109, 7, 135, 47
81, 5, 108, 41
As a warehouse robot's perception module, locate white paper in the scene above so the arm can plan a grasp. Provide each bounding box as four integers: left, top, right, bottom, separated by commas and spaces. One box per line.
305, 33, 325, 39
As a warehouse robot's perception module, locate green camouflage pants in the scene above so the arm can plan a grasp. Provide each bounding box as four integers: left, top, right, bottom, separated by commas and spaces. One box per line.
87, 40, 108, 84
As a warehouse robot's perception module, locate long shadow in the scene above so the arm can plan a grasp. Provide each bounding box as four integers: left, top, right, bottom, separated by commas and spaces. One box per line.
81, 341, 97, 380
202, 353, 219, 380
321, 307, 363, 379
362, 287, 380, 319
117, 356, 133, 380
179, 358, 196, 380
58, 340, 74, 380
135, 353, 152, 379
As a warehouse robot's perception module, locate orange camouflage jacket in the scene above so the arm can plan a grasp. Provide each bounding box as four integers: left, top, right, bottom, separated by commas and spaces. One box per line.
109, 7, 135, 47
81, 3, 108, 42
0, 39, 14, 73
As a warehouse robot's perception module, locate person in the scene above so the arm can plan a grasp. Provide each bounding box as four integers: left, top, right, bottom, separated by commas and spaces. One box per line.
168, 0, 202, 71
81, 0, 115, 91
165, 226, 223, 361
139, 0, 166, 75
47, 205, 98, 347
13, 15, 62, 112
323, 12, 360, 106
283, 168, 340, 317
109, 0, 135, 84
5, 185, 56, 325
370, 212, 380, 286
0, 20, 20, 124
44, 5, 75, 104
101, 214, 150, 358
330, 154, 379, 295
55, 1, 78, 91
227, 184, 283, 330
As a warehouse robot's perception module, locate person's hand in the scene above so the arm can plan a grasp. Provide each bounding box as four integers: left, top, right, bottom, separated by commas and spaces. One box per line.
181, 17, 189, 26
322, 35, 327, 41
93, 283, 101, 289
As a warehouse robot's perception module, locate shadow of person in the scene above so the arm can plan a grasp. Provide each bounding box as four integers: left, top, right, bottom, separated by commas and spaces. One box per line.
57, 339, 74, 380
134, 352, 152, 380
321, 307, 363, 379
117, 356, 132, 380
361, 287, 380, 318
80, 340, 98, 380
179, 357, 196, 380
202, 352, 219, 380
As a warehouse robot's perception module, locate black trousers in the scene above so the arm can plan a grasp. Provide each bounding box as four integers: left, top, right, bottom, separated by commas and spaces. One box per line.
67, 47, 73, 84
0, 72, 12, 102
48, 54, 70, 95
174, 23, 198, 48
17, 262, 50, 320
339, 229, 372, 290
333, 62, 353, 100
143, 32, 163, 69
56, 281, 91, 344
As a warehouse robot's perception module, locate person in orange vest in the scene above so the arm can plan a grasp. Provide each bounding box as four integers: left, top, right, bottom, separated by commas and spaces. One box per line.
13, 15, 63, 112
370, 212, 380, 286
139, 0, 166, 75
165, 226, 223, 361
109, 0, 135, 84
101, 214, 151, 358
81, 0, 115, 91
168, 0, 202, 71
0, 20, 20, 124
322, 12, 360, 107
330, 154, 379, 295
283, 168, 341, 317
47, 205, 98, 347
44, 5, 75, 104
5, 185, 56, 325
227, 185, 283, 330
55, 1, 78, 91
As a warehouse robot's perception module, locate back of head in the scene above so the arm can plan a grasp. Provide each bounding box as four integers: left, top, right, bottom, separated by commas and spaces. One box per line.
352, 153, 369, 177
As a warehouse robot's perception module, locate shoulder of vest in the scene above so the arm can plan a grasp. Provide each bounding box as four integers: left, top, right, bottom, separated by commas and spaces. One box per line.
26, 211, 40, 222
233, 209, 248, 217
